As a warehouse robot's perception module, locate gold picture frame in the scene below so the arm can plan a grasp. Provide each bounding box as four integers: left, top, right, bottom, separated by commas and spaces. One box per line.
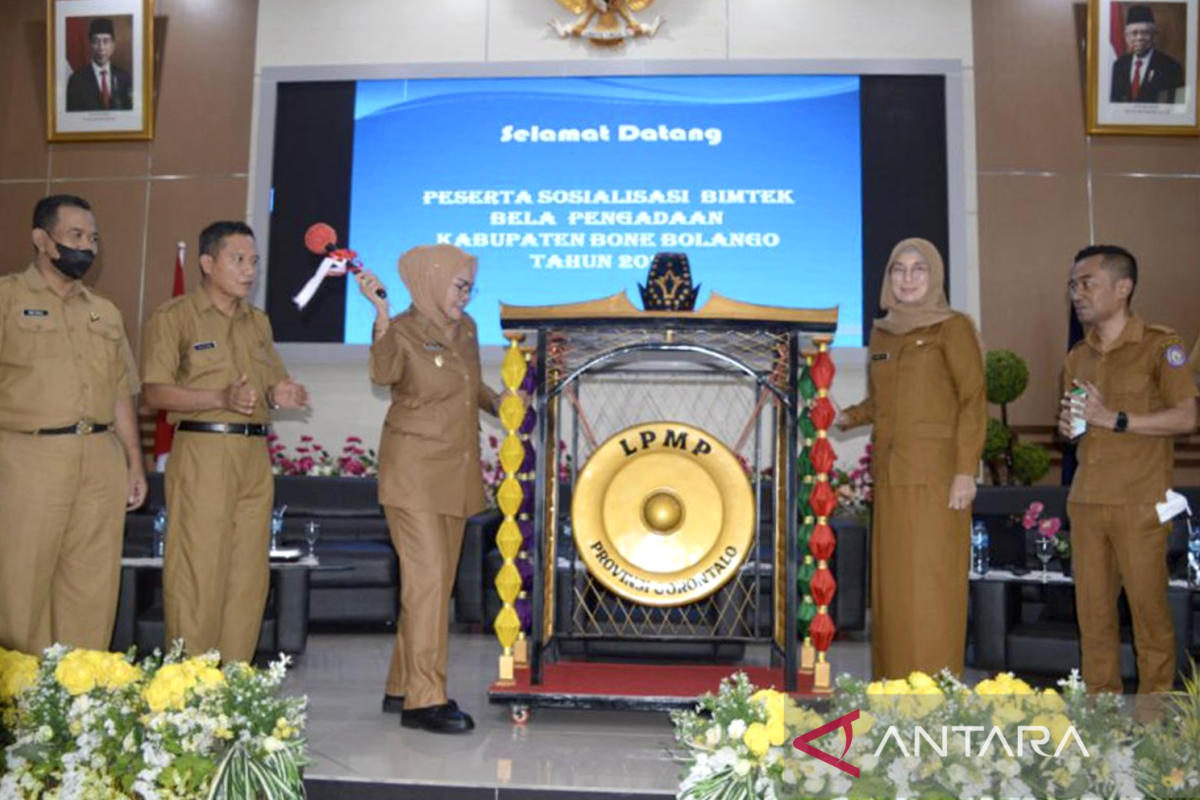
46, 0, 154, 142
1088, 0, 1200, 135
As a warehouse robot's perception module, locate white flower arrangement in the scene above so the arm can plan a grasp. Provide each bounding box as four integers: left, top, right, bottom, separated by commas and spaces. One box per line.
673, 666, 1200, 800
0, 644, 306, 800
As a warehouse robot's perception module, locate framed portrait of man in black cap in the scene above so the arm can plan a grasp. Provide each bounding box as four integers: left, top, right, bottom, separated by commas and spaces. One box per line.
47, 0, 154, 141
1088, 0, 1200, 134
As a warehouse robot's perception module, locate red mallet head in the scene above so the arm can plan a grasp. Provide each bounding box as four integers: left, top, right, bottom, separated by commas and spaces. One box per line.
304, 223, 339, 255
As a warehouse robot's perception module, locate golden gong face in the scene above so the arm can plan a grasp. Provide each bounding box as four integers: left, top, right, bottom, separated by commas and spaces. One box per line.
571, 421, 755, 607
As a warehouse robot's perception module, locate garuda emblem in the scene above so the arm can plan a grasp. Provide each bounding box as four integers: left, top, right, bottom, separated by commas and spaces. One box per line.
639, 252, 699, 312
549, 0, 663, 45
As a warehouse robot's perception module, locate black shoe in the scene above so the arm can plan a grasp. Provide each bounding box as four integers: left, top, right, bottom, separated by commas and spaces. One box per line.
384, 695, 459, 714
401, 703, 475, 734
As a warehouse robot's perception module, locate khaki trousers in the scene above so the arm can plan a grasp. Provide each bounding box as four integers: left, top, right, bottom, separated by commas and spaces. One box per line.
0, 430, 126, 655
1068, 501, 1175, 695
871, 484, 970, 680
164, 432, 273, 664
383, 506, 466, 709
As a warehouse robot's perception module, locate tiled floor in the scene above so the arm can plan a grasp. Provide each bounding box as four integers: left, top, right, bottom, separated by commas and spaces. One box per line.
286, 627, 905, 795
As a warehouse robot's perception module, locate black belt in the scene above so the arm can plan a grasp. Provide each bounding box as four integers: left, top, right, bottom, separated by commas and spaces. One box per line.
177, 421, 271, 437
31, 421, 111, 435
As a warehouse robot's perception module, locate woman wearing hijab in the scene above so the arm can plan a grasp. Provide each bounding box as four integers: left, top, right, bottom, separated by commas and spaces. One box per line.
356, 244, 499, 734
837, 238, 986, 679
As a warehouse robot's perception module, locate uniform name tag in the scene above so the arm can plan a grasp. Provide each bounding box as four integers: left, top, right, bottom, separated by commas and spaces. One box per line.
423, 341, 444, 351
870, 352, 890, 362
193, 341, 217, 351
22, 309, 48, 317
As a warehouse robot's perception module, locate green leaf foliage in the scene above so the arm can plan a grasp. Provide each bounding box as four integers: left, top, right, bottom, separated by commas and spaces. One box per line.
985, 349, 1029, 405
1012, 440, 1052, 485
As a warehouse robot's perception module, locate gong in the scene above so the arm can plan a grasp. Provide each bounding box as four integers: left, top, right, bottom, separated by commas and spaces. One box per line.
571, 421, 755, 607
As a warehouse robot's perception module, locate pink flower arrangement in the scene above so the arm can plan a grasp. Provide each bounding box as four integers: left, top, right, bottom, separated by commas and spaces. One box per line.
268, 434, 377, 478
336, 435, 378, 477
1022, 501, 1070, 557
481, 435, 503, 507
830, 444, 873, 515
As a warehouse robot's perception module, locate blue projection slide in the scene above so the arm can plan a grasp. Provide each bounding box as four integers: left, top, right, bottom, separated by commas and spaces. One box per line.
347, 75, 862, 346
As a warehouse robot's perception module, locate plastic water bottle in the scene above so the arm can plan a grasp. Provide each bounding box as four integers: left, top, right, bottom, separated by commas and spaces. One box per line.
1187, 518, 1200, 588
1068, 385, 1088, 438
971, 520, 990, 575
152, 508, 168, 558
270, 507, 285, 553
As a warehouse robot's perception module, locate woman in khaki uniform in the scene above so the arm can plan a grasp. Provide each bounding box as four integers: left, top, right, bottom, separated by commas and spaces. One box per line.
356, 244, 498, 734
838, 238, 986, 679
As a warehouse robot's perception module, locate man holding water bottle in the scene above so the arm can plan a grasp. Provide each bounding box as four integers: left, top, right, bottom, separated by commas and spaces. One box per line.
1058, 245, 1197, 705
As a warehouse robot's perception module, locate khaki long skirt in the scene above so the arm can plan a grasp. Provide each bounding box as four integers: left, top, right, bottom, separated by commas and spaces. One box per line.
870, 484, 970, 680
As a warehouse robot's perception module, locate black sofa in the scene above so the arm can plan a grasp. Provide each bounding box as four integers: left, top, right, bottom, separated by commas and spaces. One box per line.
123, 474, 401, 630
123, 476, 1199, 679
969, 485, 1200, 681
120, 474, 872, 655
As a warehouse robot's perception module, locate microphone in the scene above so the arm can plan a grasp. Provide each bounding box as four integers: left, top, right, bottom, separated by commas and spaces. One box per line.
303, 222, 386, 300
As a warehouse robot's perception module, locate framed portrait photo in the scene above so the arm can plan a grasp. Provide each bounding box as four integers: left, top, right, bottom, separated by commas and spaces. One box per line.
46, 0, 154, 142
1088, 0, 1200, 135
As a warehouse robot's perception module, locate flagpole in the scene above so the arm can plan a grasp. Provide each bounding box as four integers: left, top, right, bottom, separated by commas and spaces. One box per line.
154, 241, 187, 471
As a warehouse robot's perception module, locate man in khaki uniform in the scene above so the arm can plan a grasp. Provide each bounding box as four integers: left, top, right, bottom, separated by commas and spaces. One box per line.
0, 194, 147, 656
141, 221, 308, 664
1058, 245, 1197, 702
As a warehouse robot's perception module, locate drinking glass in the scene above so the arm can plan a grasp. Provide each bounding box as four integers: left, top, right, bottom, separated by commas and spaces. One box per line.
303, 520, 321, 560
1036, 536, 1055, 583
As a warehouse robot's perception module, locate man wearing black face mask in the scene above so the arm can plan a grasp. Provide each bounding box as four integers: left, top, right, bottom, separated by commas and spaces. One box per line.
0, 194, 147, 657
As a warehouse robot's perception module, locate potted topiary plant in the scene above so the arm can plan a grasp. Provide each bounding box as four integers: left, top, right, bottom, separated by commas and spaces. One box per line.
985, 349, 1051, 485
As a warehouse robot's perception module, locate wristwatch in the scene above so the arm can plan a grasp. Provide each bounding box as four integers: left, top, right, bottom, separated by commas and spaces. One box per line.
1114, 411, 1129, 433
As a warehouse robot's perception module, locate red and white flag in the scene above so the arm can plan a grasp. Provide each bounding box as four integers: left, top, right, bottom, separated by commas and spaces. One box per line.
153, 241, 187, 471
1110, 2, 1125, 58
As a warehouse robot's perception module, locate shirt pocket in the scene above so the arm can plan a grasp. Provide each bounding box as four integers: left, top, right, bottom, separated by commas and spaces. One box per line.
898, 338, 947, 421
182, 344, 229, 387
913, 420, 953, 439
383, 410, 457, 459
7, 314, 66, 363
87, 318, 122, 368
248, 343, 277, 391
1112, 372, 1151, 414
868, 350, 898, 421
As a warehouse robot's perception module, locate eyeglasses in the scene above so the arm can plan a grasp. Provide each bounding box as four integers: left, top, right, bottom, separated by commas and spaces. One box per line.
889, 265, 929, 279
453, 281, 478, 299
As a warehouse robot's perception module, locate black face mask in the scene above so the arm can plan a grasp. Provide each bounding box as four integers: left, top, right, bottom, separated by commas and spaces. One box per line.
46, 237, 96, 281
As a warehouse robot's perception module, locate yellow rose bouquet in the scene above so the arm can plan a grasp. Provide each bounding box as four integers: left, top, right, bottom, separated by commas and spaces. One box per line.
0, 643, 307, 800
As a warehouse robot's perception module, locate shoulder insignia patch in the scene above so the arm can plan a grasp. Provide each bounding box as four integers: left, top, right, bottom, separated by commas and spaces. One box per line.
1165, 344, 1187, 368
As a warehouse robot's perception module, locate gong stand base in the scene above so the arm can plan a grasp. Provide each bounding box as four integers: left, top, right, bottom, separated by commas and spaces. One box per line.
487, 661, 820, 715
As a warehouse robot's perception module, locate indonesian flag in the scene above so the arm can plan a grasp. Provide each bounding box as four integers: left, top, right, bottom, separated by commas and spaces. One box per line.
153, 242, 186, 471
1111, 2, 1125, 58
